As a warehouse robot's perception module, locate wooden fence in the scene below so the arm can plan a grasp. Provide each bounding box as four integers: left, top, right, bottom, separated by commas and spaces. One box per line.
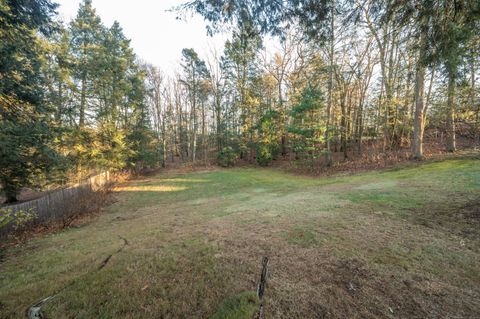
0, 171, 111, 238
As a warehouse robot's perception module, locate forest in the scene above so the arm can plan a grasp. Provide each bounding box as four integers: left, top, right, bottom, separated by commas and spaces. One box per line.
1, 0, 479, 203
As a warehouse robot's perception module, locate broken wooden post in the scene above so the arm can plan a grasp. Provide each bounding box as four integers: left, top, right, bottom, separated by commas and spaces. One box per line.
257, 257, 269, 299
255, 256, 269, 318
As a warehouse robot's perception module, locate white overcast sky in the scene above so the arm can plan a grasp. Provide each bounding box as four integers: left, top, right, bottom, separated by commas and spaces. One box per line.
55, 0, 227, 74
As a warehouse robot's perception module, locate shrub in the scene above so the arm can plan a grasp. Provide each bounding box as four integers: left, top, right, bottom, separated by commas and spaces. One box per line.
217, 147, 237, 167
256, 144, 274, 166
0, 208, 37, 231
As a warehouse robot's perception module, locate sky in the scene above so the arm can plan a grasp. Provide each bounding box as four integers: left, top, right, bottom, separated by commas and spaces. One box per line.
55, 0, 227, 74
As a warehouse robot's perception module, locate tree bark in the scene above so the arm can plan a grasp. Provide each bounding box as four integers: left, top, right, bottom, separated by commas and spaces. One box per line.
412, 58, 426, 159
446, 72, 456, 152
412, 24, 430, 160
324, 0, 334, 167
79, 73, 86, 128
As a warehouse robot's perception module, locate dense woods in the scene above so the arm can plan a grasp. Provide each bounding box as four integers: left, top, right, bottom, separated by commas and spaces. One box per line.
1, 0, 479, 202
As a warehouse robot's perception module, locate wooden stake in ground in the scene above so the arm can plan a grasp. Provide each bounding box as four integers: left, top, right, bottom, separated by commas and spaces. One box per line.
255, 257, 269, 318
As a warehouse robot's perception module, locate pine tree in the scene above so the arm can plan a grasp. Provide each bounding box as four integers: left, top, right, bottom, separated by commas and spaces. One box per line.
44, 25, 76, 126
0, 0, 59, 202
126, 66, 158, 171
288, 86, 325, 161
69, 0, 104, 128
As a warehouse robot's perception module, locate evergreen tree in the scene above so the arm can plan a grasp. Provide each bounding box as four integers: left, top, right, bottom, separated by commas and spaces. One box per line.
69, 0, 104, 128
288, 86, 325, 161
44, 25, 76, 126
98, 21, 134, 127
0, 0, 59, 202
126, 66, 158, 171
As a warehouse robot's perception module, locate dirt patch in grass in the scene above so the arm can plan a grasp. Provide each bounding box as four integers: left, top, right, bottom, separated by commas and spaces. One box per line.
459, 199, 480, 223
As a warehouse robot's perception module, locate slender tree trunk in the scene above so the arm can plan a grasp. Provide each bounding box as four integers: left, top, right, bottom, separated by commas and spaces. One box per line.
79, 73, 86, 128
470, 56, 478, 148
357, 95, 364, 154
424, 67, 435, 126
412, 55, 426, 159
162, 138, 167, 168
202, 101, 207, 166
191, 89, 197, 162
215, 95, 222, 152
446, 72, 456, 152
56, 81, 63, 125
340, 90, 348, 159
324, 0, 334, 167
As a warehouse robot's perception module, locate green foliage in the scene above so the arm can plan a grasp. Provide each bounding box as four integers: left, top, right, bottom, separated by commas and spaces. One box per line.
44, 1, 159, 178
210, 291, 260, 319
0, 208, 37, 230
0, 0, 60, 202
255, 144, 274, 166
288, 86, 325, 160
255, 110, 280, 166
217, 147, 238, 167
221, 21, 263, 159
181, 0, 330, 40
127, 126, 159, 171
69, 0, 104, 127
63, 125, 129, 174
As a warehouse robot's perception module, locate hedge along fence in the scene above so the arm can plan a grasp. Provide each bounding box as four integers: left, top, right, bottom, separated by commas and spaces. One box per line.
0, 171, 111, 238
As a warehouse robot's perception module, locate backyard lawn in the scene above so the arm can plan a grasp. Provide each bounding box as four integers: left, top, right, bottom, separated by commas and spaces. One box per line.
1, 157, 479, 318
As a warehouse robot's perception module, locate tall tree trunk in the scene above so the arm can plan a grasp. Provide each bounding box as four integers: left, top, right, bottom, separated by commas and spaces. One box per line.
340, 90, 348, 159
424, 68, 436, 126
162, 139, 167, 168
357, 95, 364, 154
215, 95, 222, 152
56, 80, 63, 125
470, 55, 478, 147
202, 101, 207, 166
412, 55, 426, 159
79, 73, 86, 128
191, 90, 197, 162
446, 71, 456, 152
324, 0, 334, 167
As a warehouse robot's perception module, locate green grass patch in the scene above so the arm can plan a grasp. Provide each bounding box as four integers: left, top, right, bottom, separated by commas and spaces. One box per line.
285, 227, 319, 248
210, 291, 259, 319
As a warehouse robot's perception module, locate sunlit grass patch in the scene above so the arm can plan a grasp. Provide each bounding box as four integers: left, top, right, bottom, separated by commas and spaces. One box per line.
113, 185, 188, 192
155, 178, 209, 183
343, 191, 424, 210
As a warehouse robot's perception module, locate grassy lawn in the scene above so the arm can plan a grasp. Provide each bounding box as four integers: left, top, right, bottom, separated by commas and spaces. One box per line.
1, 156, 480, 318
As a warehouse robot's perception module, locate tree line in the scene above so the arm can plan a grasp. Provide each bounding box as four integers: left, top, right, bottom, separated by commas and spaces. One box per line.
147, 0, 479, 166
1, 0, 479, 202
1, 0, 153, 202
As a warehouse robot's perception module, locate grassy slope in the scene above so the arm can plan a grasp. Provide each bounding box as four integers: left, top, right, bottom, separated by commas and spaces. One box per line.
1, 156, 479, 318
